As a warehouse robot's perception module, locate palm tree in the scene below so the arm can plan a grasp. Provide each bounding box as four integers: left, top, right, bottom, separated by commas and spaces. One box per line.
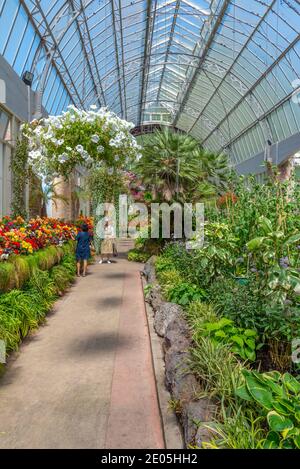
197, 150, 229, 193
135, 128, 230, 202
135, 128, 203, 201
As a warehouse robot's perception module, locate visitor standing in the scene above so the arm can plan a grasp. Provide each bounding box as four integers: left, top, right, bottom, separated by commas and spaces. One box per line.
75, 223, 93, 277
99, 219, 115, 264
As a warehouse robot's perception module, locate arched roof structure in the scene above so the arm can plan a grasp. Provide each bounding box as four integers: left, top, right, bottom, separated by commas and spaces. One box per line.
0, 0, 300, 167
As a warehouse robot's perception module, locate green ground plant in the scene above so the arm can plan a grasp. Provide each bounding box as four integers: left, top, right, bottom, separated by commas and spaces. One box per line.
166, 282, 207, 307
196, 317, 258, 362
0, 247, 76, 355
236, 370, 300, 448
127, 248, 151, 263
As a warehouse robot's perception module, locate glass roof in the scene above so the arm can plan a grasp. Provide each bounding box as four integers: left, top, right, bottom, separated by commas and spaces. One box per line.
0, 0, 300, 166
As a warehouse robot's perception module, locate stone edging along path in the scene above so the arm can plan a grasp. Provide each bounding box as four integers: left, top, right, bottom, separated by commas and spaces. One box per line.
142, 256, 216, 449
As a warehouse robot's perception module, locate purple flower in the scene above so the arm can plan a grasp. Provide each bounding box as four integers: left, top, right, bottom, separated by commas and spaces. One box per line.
279, 256, 289, 268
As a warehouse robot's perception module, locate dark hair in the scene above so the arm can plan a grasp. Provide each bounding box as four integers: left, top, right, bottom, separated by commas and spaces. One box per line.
81, 223, 89, 232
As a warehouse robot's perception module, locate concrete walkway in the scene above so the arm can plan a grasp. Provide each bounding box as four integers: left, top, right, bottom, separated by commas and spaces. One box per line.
0, 252, 165, 449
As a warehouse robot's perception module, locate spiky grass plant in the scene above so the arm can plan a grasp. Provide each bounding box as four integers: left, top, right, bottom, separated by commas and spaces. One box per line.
0, 263, 16, 292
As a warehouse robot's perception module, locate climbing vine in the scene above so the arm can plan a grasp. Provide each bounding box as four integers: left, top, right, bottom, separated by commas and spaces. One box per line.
11, 138, 29, 219
88, 167, 129, 251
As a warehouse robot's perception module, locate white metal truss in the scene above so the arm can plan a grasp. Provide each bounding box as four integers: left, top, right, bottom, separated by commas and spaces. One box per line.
2, 0, 300, 168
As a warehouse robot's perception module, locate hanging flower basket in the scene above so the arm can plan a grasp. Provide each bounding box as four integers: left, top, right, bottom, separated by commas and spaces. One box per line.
22, 105, 141, 181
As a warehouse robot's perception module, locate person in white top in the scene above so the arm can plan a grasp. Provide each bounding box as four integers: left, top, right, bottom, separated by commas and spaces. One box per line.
99, 219, 115, 264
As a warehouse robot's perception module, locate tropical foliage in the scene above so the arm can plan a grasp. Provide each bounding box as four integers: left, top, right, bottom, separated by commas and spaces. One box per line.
153, 172, 300, 449
135, 128, 229, 202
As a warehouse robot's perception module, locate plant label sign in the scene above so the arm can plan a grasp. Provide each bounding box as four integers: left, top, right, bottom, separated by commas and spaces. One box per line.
0, 340, 6, 364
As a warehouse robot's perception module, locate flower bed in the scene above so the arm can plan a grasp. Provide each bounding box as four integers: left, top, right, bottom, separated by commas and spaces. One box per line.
0, 216, 77, 259
0, 216, 79, 293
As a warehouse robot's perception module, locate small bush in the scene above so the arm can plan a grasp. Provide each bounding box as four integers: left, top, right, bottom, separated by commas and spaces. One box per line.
0, 242, 75, 293
207, 277, 265, 331
127, 249, 151, 263
157, 269, 183, 298
190, 336, 245, 404
167, 282, 207, 307
51, 265, 72, 293
0, 248, 75, 356
185, 301, 218, 326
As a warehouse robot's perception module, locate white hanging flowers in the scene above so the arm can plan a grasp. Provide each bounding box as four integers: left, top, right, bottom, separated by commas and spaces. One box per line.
22, 105, 140, 179
91, 134, 100, 144
76, 144, 84, 153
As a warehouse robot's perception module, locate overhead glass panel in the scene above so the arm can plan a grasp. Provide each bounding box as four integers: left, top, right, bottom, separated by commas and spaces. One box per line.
0, 0, 299, 168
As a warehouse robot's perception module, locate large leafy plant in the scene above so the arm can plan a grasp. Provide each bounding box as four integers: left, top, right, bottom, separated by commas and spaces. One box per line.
166, 282, 207, 306
247, 215, 300, 305
196, 317, 258, 361
236, 370, 300, 449
194, 222, 238, 283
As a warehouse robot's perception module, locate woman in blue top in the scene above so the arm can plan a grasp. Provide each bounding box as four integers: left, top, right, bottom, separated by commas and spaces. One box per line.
76, 223, 92, 277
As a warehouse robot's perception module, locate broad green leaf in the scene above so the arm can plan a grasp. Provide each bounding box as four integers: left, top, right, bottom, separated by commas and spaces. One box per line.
244, 347, 256, 361
245, 374, 273, 410
276, 398, 295, 413
214, 330, 227, 339
218, 317, 233, 328
263, 370, 282, 382
262, 431, 280, 449
245, 338, 256, 350
235, 384, 253, 401
267, 411, 294, 432
230, 335, 244, 347
273, 401, 291, 416
258, 216, 273, 234
294, 434, 300, 449
250, 370, 268, 385
246, 237, 265, 251
282, 373, 300, 394
284, 233, 300, 245
244, 329, 257, 337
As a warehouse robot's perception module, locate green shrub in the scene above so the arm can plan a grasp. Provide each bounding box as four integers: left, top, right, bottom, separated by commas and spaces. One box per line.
207, 277, 265, 331
195, 317, 258, 362
51, 265, 72, 293
167, 282, 207, 307
0, 262, 16, 292
236, 370, 300, 449
185, 301, 218, 326
0, 245, 76, 358
201, 404, 266, 449
0, 242, 75, 293
156, 269, 183, 298
190, 336, 244, 404
127, 248, 151, 263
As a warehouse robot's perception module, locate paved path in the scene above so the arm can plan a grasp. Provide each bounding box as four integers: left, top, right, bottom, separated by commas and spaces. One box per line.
0, 253, 164, 449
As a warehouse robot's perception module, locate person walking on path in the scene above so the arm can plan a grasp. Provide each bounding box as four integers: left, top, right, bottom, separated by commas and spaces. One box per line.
76, 223, 93, 277
99, 219, 115, 264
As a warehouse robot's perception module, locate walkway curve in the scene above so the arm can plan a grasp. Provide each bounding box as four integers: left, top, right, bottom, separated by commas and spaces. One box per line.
0, 254, 165, 449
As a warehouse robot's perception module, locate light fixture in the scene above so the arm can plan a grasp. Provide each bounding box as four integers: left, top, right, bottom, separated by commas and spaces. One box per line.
22, 71, 34, 87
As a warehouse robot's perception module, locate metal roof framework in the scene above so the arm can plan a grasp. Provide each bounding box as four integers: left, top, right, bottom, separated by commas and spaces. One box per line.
0, 0, 300, 167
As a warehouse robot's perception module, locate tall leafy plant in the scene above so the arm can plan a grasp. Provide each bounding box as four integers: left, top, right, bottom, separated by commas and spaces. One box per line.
11, 138, 29, 218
